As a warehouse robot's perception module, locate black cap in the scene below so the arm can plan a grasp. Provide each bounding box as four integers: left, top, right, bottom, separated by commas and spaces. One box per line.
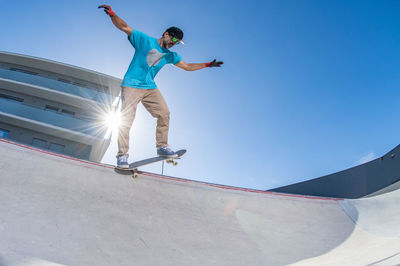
165, 26, 184, 43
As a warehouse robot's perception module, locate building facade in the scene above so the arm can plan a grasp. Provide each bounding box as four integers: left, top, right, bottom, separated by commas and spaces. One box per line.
0, 51, 121, 162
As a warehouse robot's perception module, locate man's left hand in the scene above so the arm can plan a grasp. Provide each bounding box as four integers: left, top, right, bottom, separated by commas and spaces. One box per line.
206, 59, 224, 67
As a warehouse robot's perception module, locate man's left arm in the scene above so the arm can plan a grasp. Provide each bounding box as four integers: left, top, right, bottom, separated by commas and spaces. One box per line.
176, 59, 223, 71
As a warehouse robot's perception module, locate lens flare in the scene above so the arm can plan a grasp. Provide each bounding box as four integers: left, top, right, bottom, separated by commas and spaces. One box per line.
103, 110, 121, 139
104, 111, 121, 129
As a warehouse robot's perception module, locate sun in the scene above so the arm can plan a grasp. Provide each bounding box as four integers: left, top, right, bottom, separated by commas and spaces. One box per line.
102, 96, 122, 139
104, 110, 121, 130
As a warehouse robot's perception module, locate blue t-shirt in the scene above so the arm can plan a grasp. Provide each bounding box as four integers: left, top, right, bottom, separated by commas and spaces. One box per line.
121, 29, 182, 89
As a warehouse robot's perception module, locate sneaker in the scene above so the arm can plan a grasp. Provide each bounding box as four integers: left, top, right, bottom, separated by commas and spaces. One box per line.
157, 146, 178, 158
117, 154, 129, 168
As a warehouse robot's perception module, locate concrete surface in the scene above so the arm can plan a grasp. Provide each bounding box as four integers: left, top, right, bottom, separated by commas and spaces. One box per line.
0, 138, 399, 266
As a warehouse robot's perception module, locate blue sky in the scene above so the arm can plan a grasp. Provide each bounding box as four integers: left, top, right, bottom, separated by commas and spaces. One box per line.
2, 0, 400, 190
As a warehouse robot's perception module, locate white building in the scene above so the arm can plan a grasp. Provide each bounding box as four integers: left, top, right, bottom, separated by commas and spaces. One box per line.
0, 51, 121, 162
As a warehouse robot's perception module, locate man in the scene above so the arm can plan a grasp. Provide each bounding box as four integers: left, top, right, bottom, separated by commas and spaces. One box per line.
98, 5, 223, 168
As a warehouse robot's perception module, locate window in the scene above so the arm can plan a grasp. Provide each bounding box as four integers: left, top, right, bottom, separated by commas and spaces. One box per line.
73, 81, 87, 87
58, 78, 72, 84
32, 138, 47, 149
61, 109, 75, 117
0, 93, 24, 103
9, 67, 38, 75
49, 143, 65, 153
45, 105, 59, 113
0, 129, 9, 139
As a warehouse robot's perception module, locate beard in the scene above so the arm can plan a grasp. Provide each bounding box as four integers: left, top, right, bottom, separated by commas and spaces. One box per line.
162, 39, 174, 48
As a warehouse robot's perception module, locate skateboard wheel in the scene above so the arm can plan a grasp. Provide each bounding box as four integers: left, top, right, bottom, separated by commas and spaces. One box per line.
166, 160, 172, 164
133, 173, 138, 178
173, 161, 178, 166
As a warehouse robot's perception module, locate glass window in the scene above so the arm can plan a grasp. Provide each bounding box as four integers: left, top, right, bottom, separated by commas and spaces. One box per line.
61, 109, 75, 117
58, 78, 72, 84
9, 67, 38, 75
0, 93, 24, 103
73, 81, 87, 87
49, 143, 65, 153
32, 138, 47, 148
0, 129, 9, 139
45, 105, 59, 112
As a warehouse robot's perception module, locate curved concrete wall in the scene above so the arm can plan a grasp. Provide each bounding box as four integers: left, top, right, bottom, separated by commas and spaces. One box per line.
1, 139, 400, 265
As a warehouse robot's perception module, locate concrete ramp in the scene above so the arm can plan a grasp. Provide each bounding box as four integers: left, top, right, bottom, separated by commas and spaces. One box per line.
1, 139, 400, 266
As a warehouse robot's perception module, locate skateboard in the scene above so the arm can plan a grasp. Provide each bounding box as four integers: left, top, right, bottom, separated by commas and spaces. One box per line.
114, 149, 186, 178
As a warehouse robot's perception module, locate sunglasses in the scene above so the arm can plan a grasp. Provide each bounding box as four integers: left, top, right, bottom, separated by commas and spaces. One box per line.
170, 36, 184, 45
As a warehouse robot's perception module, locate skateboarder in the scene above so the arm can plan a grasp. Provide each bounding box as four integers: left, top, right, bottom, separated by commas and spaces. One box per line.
99, 5, 223, 168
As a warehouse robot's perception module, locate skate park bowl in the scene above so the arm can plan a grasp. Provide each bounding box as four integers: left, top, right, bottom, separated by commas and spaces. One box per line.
1, 138, 400, 265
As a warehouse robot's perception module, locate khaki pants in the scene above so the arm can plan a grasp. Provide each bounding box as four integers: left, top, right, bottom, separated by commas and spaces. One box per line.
117, 87, 170, 158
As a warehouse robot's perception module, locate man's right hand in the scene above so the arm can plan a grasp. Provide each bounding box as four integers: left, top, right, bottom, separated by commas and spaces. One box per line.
98, 5, 115, 17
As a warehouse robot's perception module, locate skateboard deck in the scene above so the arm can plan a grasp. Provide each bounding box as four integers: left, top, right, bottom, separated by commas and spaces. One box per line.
114, 149, 186, 177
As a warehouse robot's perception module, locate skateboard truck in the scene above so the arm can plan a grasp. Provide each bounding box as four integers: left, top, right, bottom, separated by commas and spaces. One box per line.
114, 149, 186, 178
166, 159, 178, 166
132, 169, 139, 178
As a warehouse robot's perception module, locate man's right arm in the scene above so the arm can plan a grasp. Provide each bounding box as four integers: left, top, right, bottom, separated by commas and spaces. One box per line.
98, 5, 133, 36
111, 15, 133, 36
